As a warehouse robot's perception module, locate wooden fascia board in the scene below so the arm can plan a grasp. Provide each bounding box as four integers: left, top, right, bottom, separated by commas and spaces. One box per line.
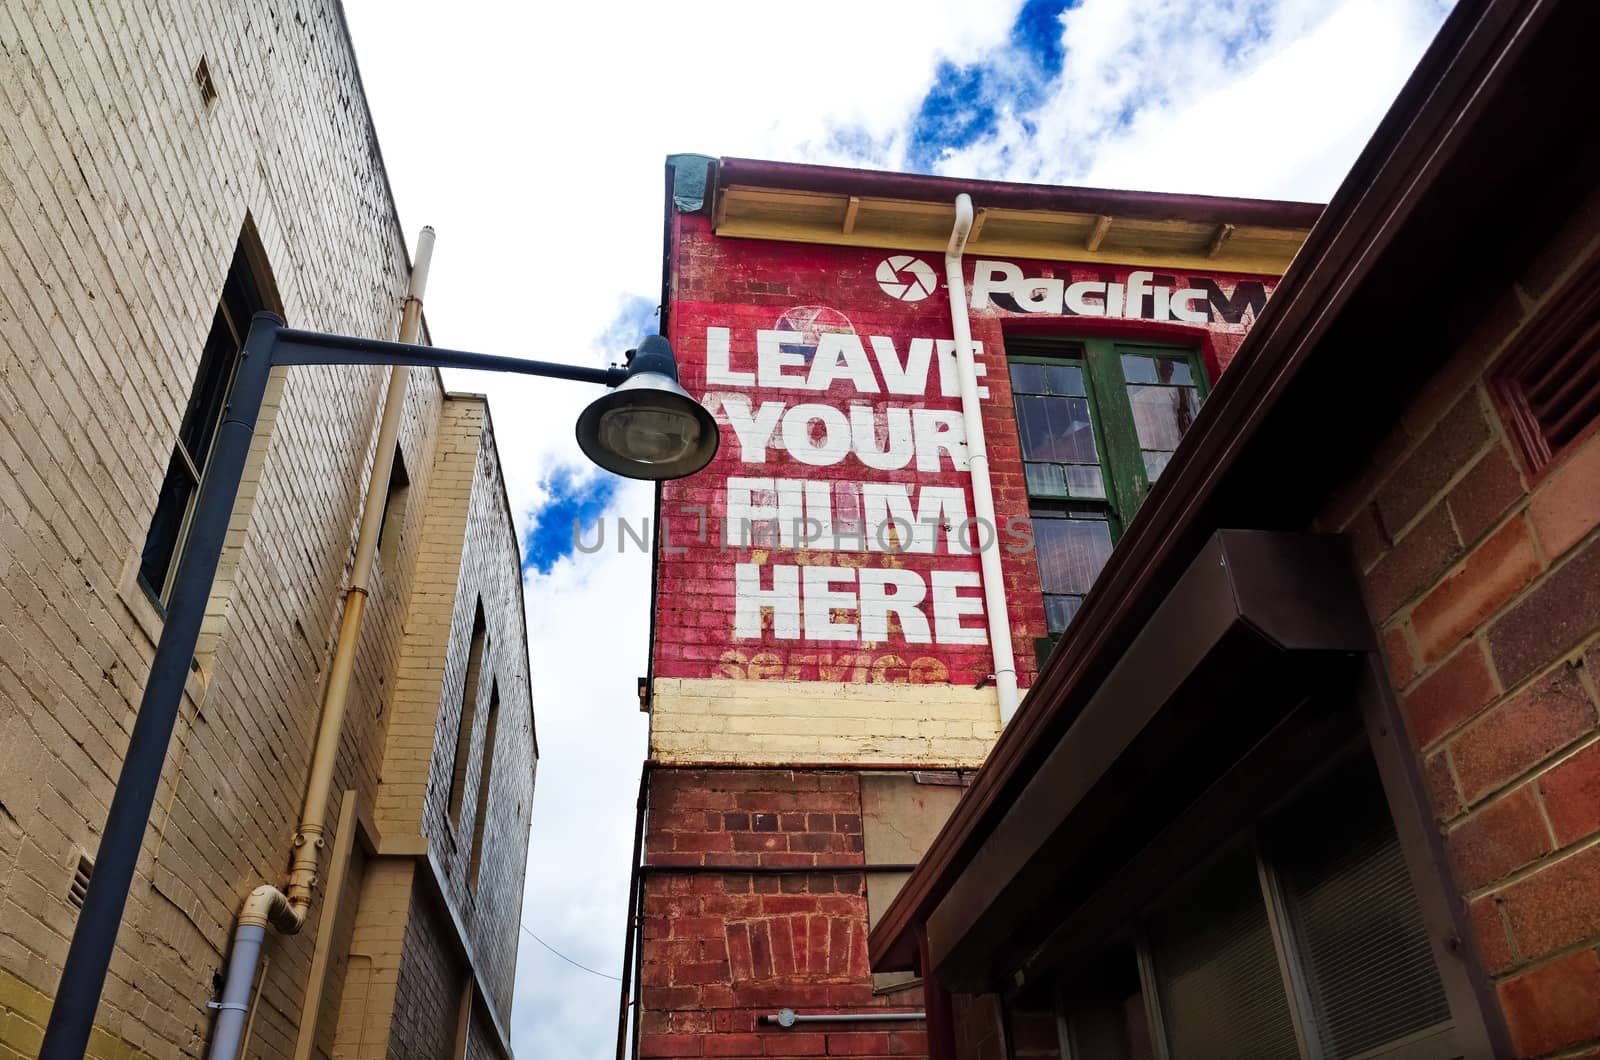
712, 216, 1302, 275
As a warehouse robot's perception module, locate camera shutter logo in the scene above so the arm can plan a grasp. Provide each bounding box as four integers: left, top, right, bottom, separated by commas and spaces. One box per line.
875, 255, 938, 302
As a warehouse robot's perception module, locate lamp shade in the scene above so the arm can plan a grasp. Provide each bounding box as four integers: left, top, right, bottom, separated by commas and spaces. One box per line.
575, 336, 719, 480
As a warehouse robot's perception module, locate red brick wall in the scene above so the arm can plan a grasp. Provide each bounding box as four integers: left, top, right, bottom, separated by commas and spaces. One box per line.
640, 770, 930, 1059
1323, 215, 1600, 1056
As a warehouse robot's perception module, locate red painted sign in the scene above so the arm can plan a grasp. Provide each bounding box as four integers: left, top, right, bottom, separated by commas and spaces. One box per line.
657, 212, 1274, 688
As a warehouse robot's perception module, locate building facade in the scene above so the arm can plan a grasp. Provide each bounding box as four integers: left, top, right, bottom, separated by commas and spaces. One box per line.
0, 2, 532, 1057
870, 1, 1600, 1058
627, 156, 1319, 1057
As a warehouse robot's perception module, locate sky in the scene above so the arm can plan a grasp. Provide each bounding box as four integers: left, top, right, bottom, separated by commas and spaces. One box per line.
339, 0, 1453, 1055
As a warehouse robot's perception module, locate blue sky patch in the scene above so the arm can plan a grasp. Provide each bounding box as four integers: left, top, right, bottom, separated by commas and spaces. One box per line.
906, 0, 1072, 171
523, 466, 621, 575
596, 293, 659, 363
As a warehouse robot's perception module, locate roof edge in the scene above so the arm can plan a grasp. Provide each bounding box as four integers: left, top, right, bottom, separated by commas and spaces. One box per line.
715, 156, 1323, 228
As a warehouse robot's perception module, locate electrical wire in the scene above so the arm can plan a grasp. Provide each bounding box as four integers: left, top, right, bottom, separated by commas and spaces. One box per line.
520, 924, 623, 981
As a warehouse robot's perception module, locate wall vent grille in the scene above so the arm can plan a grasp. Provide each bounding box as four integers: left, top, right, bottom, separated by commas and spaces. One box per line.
69, 853, 94, 909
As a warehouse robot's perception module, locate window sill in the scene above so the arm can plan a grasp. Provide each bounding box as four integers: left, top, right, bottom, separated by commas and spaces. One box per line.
115, 550, 209, 710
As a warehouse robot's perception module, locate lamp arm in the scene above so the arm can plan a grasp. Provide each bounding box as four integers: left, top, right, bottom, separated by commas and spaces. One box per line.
270, 324, 630, 387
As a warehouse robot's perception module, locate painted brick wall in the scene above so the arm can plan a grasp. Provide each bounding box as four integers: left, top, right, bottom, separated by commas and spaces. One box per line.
653, 207, 1276, 764
0, 2, 529, 1056
1321, 193, 1600, 1057
641, 769, 931, 1059
414, 401, 535, 1020
393, 884, 465, 1060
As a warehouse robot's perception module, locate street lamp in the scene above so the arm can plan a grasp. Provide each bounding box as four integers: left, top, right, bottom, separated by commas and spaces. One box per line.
41, 312, 717, 1058
577, 334, 719, 480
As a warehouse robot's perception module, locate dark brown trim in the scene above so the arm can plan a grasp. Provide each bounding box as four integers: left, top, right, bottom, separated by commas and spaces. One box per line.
1356, 654, 1512, 1058
919, 931, 958, 1060
1010, 693, 1363, 988
715, 158, 1323, 229
910, 531, 1374, 984
869, 0, 1568, 974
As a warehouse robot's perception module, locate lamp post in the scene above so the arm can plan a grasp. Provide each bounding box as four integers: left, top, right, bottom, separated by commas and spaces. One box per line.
40, 312, 717, 1058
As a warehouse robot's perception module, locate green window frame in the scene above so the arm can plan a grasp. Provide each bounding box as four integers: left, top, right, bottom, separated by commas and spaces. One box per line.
1007, 336, 1210, 657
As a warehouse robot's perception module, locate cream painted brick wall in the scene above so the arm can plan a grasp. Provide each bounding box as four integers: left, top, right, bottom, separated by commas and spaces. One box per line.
0, 2, 528, 1057
376, 398, 536, 1021
649, 677, 1003, 767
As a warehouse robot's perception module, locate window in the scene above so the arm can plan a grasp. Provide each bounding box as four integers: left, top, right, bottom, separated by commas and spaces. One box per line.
139, 238, 271, 604
1058, 756, 1455, 1060
467, 684, 499, 890
1007, 338, 1208, 642
376, 445, 409, 569
447, 603, 488, 830
1491, 246, 1600, 474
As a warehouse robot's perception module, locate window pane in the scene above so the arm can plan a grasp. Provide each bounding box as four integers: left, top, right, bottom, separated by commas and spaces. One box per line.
1033, 515, 1113, 597
1043, 594, 1082, 634
1266, 758, 1453, 1058
138, 450, 199, 597
1024, 462, 1067, 497
1142, 450, 1172, 482
1161, 358, 1195, 386
1017, 395, 1099, 465
1010, 363, 1047, 394
1121, 354, 1159, 384
177, 307, 244, 470
1015, 395, 1054, 458
1127, 384, 1199, 453
1147, 845, 1299, 1060
1065, 464, 1106, 499
1045, 363, 1086, 396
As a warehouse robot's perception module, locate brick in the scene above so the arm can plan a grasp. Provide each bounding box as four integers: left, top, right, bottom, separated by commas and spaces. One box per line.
1530, 433, 1600, 559
1412, 516, 1542, 662
641, 1033, 705, 1058
1425, 751, 1462, 819
1449, 784, 1554, 890
1403, 641, 1498, 747
1501, 844, 1600, 961
1447, 443, 1525, 547
1542, 740, 1600, 845
1375, 391, 1494, 538
703, 1034, 763, 1057
1383, 625, 1418, 688
763, 1032, 828, 1055
1366, 504, 1463, 620
1489, 535, 1600, 685
822, 1031, 891, 1055
1498, 948, 1600, 1058
1450, 663, 1596, 802
1469, 896, 1514, 973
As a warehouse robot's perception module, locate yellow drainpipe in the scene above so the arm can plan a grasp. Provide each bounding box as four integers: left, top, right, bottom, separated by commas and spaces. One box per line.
207, 227, 435, 1060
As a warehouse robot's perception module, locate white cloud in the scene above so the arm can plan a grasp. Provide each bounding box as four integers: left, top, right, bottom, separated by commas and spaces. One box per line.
511, 484, 653, 1058
928, 0, 1451, 201
338, 2, 1453, 1056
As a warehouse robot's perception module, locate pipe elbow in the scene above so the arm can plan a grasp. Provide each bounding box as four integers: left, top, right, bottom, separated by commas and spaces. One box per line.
946, 193, 974, 261
240, 884, 304, 935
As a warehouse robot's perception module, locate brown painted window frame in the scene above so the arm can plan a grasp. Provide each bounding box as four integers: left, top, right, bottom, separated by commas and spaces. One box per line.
1489, 243, 1600, 477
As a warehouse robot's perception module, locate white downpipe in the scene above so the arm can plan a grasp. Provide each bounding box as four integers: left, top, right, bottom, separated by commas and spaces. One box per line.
207, 229, 435, 1060
945, 194, 1020, 726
